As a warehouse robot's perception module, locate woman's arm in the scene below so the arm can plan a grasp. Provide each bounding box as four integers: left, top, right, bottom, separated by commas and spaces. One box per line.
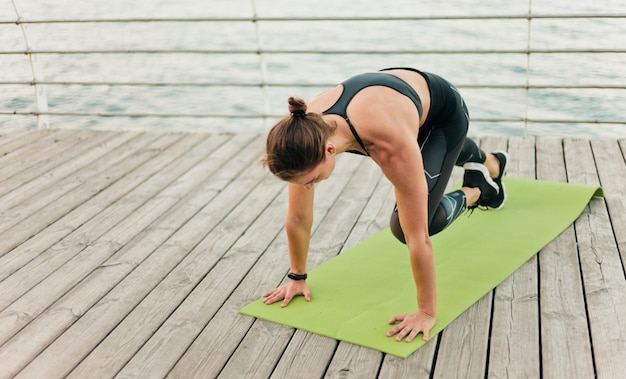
359, 99, 436, 340
285, 182, 315, 274
375, 139, 437, 341
373, 136, 436, 307
263, 182, 315, 307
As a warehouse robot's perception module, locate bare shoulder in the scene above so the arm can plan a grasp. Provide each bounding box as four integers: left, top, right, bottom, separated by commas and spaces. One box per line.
308, 85, 343, 114
347, 88, 420, 154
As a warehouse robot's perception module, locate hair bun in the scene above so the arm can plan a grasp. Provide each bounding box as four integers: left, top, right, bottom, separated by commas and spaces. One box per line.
288, 96, 307, 117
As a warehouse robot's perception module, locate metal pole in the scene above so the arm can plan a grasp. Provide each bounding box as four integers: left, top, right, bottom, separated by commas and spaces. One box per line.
11, 0, 49, 129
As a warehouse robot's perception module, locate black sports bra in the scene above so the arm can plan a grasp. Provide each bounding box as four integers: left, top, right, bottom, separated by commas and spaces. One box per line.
322, 70, 424, 156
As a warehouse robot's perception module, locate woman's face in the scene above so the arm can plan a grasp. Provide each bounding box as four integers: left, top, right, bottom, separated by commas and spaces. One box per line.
291, 143, 336, 190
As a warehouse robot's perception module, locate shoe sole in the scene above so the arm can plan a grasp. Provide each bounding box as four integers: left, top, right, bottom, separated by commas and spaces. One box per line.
463, 162, 499, 195
487, 181, 506, 210
492, 150, 509, 180
486, 150, 509, 210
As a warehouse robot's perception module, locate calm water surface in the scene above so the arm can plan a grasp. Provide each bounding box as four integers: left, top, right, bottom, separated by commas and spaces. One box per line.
1, 0, 625, 137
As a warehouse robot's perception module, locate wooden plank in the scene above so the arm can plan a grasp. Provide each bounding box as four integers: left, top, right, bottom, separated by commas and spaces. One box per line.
0, 129, 61, 160
591, 138, 626, 272
0, 132, 192, 282
0, 133, 251, 377
536, 137, 594, 379
616, 138, 626, 270
0, 130, 142, 214
0, 131, 137, 276
0, 127, 32, 147
0, 133, 187, 310
0, 131, 164, 254
0, 134, 226, 376
432, 294, 491, 378
487, 136, 541, 378
167, 154, 366, 378
0, 129, 117, 197
16, 136, 271, 378
379, 346, 439, 378
111, 175, 290, 378
565, 138, 626, 379
325, 347, 383, 379
0, 129, 95, 183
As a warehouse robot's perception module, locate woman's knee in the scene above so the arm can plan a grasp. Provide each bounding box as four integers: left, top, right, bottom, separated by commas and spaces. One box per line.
390, 204, 448, 242
389, 207, 407, 244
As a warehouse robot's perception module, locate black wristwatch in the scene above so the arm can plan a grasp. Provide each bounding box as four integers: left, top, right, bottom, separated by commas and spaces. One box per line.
287, 272, 307, 281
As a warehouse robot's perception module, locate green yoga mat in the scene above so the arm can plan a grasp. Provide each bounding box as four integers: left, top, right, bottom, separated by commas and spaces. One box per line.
240, 177, 603, 358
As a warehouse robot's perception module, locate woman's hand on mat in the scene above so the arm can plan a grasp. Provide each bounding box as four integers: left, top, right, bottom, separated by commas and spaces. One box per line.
386, 311, 436, 342
262, 281, 311, 308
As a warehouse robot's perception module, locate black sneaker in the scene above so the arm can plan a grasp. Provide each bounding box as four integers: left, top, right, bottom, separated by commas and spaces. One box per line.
486, 151, 509, 210
462, 163, 499, 209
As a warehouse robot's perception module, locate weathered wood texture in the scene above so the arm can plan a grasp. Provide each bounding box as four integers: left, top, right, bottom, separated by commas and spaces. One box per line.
0, 129, 623, 379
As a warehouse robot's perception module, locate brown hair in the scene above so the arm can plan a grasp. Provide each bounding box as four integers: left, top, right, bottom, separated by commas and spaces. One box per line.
263, 96, 335, 181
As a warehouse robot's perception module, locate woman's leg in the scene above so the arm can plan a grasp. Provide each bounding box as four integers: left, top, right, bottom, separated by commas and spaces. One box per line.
456, 137, 486, 166
455, 137, 509, 210
389, 72, 493, 242
423, 132, 468, 235
390, 127, 467, 242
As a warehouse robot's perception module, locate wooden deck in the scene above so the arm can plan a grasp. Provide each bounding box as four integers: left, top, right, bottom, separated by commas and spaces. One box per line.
0, 128, 624, 379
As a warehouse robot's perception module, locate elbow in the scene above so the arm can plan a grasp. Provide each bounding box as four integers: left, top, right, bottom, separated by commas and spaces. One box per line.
389, 208, 433, 247
285, 213, 313, 232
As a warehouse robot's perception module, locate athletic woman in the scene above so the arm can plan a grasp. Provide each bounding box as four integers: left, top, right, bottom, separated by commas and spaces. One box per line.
261, 67, 508, 343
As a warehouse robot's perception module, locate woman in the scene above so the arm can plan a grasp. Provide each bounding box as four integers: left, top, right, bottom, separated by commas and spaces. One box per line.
261, 67, 508, 343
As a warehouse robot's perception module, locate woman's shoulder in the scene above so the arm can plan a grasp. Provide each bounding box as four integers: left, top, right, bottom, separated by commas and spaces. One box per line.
351, 89, 421, 136
308, 85, 344, 114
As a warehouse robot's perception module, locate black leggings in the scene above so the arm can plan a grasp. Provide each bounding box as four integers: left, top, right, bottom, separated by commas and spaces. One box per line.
389, 71, 485, 243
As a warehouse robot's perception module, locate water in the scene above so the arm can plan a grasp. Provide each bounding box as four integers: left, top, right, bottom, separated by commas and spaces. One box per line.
1, 0, 625, 137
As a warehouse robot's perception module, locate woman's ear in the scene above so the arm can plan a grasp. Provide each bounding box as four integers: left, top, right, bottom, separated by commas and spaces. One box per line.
326, 142, 336, 155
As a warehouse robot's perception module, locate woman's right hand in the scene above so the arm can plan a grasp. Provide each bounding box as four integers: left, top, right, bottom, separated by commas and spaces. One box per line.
263, 280, 311, 307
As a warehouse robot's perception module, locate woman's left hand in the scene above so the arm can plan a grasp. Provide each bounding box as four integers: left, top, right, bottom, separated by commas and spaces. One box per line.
386, 311, 436, 342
